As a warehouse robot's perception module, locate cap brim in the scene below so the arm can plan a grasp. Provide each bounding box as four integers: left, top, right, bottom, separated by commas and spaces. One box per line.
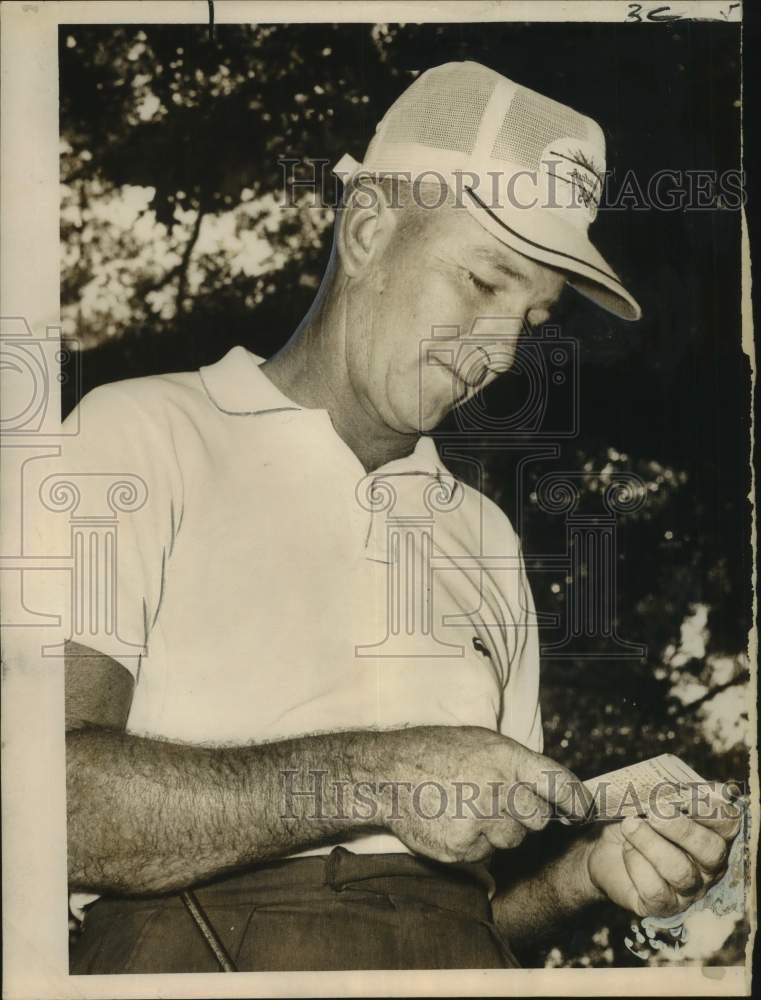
462, 186, 642, 322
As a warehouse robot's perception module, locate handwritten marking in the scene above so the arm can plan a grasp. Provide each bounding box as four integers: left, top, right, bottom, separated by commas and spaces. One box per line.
627, 2, 683, 21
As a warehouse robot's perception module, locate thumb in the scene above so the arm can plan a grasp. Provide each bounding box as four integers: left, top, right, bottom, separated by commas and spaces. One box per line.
514, 747, 594, 822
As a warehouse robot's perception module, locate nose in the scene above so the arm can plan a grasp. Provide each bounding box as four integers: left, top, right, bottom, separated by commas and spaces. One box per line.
457, 315, 524, 383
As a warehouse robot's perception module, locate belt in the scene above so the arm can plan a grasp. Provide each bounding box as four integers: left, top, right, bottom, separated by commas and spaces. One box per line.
179, 848, 497, 971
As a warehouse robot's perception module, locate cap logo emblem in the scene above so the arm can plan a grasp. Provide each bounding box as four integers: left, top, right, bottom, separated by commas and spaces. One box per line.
540, 139, 604, 222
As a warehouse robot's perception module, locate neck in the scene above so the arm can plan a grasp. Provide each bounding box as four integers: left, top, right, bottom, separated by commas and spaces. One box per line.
261, 285, 419, 473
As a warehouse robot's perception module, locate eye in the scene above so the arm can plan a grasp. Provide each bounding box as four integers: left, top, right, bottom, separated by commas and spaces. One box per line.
468, 271, 498, 297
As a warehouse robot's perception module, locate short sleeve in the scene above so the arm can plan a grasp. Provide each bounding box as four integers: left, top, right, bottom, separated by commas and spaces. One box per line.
478, 501, 543, 752
36, 382, 180, 677
499, 550, 543, 753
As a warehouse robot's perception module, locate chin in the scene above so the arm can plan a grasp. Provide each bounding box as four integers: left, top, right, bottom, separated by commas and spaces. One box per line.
389, 390, 452, 434
416, 416, 439, 434
413, 402, 450, 433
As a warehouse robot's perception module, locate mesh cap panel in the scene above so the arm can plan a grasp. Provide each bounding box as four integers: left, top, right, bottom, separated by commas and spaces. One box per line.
334, 61, 641, 321
491, 87, 591, 168
382, 68, 496, 154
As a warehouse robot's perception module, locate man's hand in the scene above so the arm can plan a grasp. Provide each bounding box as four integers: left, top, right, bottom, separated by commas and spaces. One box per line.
583, 784, 742, 918
492, 781, 742, 957
379, 726, 592, 864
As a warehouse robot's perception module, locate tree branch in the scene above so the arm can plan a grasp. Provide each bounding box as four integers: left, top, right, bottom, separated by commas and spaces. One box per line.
176, 208, 206, 314
682, 671, 750, 713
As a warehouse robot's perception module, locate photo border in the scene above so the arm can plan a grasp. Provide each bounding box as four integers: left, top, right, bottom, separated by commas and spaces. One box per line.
0, 2, 754, 998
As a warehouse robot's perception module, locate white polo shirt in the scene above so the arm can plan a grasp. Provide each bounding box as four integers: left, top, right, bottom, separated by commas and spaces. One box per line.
56, 346, 542, 858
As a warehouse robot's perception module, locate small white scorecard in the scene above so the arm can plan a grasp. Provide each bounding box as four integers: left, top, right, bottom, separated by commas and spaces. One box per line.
583, 754, 707, 822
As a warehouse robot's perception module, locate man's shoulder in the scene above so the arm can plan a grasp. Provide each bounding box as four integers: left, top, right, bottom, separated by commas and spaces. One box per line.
78, 368, 204, 406
72, 346, 273, 422
70, 368, 208, 427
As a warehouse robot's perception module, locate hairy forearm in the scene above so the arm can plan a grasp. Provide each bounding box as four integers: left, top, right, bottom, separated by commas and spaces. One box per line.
67, 727, 392, 895
492, 829, 604, 957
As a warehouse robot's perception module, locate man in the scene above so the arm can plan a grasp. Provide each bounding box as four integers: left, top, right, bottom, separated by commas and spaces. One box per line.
62, 62, 739, 972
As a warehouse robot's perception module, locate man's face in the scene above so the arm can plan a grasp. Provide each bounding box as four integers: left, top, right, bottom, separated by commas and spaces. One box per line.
344, 197, 567, 434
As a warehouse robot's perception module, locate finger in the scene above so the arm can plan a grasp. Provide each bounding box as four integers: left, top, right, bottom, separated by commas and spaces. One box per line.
621, 841, 681, 918
690, 809, 742, 842
620, 816, 703, 896
481, 817, 529, 850
459, 831, 495, 863
643, 812, 730, 876
443, 821, 504, 863
679, 786, 743, 839
515, 749, 593, 821
700, 780, 743, 805
502, 784, 552, 832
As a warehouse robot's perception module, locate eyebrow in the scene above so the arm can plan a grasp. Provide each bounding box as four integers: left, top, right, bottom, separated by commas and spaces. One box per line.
464, 245, 564, 309
467, 246, 531, 285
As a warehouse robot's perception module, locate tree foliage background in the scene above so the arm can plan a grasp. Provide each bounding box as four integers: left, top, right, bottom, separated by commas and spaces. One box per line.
59, 20, 751, 968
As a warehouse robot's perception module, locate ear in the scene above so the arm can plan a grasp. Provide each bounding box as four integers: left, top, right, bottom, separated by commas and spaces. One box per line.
336, 178, 397, 278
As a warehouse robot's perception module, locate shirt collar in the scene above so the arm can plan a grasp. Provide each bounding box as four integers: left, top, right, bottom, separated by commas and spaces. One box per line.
199, 346, 448, 477
199, 346, 301, 415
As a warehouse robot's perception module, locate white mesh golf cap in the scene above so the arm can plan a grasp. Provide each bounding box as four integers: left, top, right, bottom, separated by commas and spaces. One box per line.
333, 61, 641, 321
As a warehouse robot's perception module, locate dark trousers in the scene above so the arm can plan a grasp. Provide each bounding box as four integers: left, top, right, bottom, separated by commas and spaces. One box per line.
70, 847, 519, 972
